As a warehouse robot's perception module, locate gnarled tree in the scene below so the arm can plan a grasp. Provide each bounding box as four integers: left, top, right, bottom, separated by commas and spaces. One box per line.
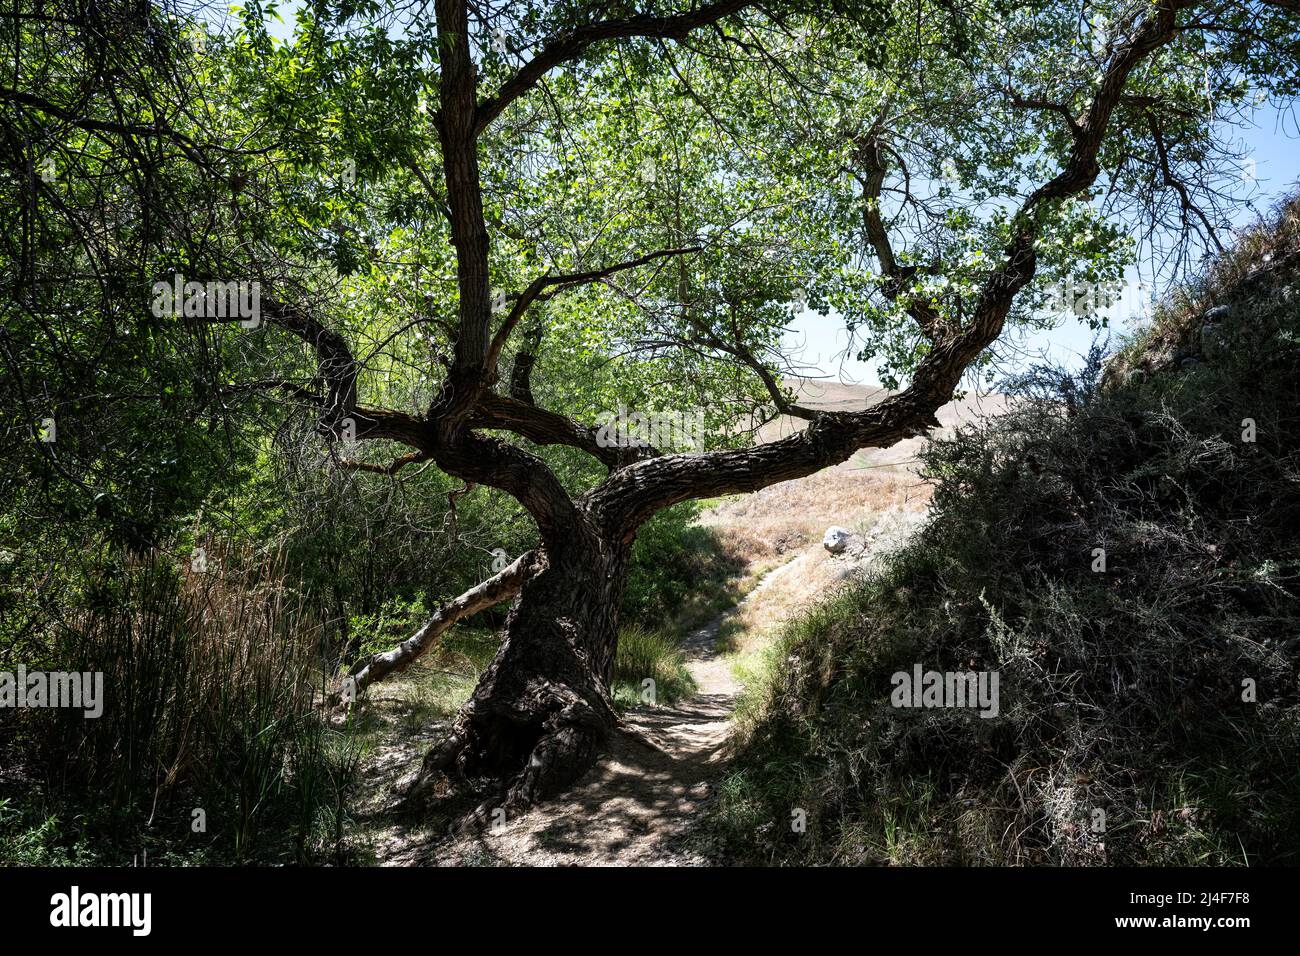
4, 0, 1298, 817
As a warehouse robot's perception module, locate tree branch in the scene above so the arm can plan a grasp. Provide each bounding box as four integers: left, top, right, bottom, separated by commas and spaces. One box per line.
343, 550, 537, 695
1146, 112, 1226, 252
470, 392, 656, 469
338, 451, 431, 475
484, 245, 702, 377
852, 134, 946, 340
587, 0, 1201, 537
474, 0, 759, 135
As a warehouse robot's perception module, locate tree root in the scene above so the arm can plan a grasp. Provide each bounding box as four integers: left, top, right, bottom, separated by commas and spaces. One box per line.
401, 678, 614, 827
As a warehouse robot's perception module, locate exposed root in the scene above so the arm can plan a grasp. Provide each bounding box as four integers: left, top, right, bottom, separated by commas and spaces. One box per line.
401, 679, 614, 827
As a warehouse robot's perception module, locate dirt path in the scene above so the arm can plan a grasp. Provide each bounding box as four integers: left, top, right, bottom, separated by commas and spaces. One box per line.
357, 475, 930, 867
424, 564, 781, 867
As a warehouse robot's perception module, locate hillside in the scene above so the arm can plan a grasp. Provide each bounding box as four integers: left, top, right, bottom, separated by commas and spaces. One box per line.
707, 196, 1300, 866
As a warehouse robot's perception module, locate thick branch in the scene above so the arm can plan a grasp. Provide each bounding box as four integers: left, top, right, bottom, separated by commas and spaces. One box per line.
207, 303, 426, 447
435, 0, 494, 418
430, 429, 581, 540
853, 135, 944, 340
258, 299, 359, 424
345, 551, 536, 694
509, 322, 543, 404
588, 0, 1198, 537
474, 0, 759, 135
470, 391, 655, 469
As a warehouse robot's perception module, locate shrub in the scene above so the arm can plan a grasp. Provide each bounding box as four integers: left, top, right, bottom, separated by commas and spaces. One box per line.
622, 501, 746, 631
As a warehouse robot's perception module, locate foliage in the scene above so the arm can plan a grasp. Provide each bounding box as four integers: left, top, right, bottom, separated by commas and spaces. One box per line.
622, 502, 747, 630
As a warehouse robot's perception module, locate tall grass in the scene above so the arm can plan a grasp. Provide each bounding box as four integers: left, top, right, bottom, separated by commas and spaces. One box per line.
0, 546, 358, 864
623, 502, 748, 633
611, 624, 696, 709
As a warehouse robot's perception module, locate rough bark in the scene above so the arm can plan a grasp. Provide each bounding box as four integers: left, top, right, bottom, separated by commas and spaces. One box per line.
264, 0, 1215, 822
405, 519, 630, 817
397, 0, 1202, 823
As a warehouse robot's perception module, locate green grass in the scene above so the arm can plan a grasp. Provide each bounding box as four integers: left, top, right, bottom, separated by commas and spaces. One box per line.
395, 628, 501, 735
611, 624, 697, 709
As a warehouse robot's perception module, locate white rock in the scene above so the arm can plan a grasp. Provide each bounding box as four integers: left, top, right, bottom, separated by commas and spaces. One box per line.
823, 526, 853, 554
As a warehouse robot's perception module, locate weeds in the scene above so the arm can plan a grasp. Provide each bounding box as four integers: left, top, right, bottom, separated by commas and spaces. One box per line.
611, 624, 697, 709
0, 547, 358, 865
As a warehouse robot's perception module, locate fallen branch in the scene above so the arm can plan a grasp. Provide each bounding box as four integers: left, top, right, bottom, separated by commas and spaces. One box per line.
340, 550, 537, 699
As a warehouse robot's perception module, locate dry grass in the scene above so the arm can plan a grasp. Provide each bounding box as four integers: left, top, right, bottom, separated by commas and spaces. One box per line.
717, 551, 849, 656
0, 545, 356, 864
709, 377, 1009, 567
1105, 192, 1300, 385
700, 467, 930, 566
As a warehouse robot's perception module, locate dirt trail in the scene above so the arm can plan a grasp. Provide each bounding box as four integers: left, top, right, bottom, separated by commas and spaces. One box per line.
360, 470, 930, 866
424, 562, 788, 867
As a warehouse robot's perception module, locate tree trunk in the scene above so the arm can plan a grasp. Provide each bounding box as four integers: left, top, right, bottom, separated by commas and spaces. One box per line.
407, 514, 630, 817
